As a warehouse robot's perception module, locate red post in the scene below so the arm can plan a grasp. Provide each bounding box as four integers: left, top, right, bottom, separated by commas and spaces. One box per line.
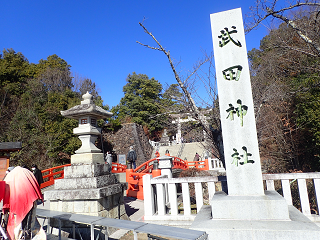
152, 169, 161, 178
152, 160, 161, 178
204, 158, 209, 170
126, 163, 134, 196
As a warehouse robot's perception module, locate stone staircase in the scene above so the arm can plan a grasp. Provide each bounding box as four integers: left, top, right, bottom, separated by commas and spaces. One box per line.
153, 142, 207, 161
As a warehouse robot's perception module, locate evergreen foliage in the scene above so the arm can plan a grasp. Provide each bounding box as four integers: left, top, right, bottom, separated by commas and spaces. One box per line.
0, 49, 105, 168
111, 72, 183, 139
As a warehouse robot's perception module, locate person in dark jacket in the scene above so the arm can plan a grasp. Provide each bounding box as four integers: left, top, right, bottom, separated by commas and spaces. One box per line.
31, 164, 44, 187
127, 146, 137, 169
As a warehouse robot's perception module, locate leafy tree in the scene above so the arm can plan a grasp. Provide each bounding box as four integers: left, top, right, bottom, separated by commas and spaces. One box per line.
0, 51, 86, 168
0, 49, 31, 141
112, 72, 163, 134
35, 54, 73, 93
36, 54, 71, 73
161, 84, 184, 112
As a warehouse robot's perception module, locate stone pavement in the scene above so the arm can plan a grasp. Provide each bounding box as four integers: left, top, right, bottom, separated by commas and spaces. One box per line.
108, 197, 145, 239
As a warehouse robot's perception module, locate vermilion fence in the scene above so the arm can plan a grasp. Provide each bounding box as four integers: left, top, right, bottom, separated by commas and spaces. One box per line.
40, 164, 71, 189
40, 157, 210, 197
111, 162, 127, 173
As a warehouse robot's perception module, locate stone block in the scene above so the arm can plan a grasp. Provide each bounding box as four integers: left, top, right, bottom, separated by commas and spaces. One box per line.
210, 8, 265, 196
112, 192, 123, 206
108, 207, 119, 219
70, 153, 104, 165
115, 172, 126, 183
99, 196, 112, 210
99, 183, 124, 198
192, 205, 320, 240
50, 200, 63, 212
64, 163, 110, 178
83, 201, 95, 213
101, 204, 127, 219
49, 198, 126, 217
61, 201, 74, 212
211, 191, 289, 220
97, 210, 109, 218
74, 200, 85, 213
45, 183, 124, 201
54, 174, 118, 190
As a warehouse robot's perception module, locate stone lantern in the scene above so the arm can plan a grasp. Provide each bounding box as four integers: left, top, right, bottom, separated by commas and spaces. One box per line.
61, 91, 112, 158
45, 92, 128, 235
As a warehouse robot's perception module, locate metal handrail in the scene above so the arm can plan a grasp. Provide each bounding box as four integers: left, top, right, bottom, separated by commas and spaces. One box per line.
36, 208, 208, 240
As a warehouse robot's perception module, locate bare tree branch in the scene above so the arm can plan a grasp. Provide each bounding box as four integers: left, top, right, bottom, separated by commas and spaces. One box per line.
137, 21, 224, 162
266, 7, 320, 55
246, 0, 320, 56
137, 22, 202, 118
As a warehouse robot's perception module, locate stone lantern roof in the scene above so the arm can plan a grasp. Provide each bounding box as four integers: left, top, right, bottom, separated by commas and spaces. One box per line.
60, 92, 113, 119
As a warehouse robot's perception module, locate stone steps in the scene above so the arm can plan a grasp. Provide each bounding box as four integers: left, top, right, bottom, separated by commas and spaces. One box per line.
154, 142, 207, 161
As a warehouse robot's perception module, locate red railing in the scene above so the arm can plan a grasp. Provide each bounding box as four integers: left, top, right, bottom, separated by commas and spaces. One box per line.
172, 156, 189, 170
113, 156, 190, 174
186, 158, 209, 171
135, 158, 159, 173
40, 164, 71, 189
126, 156, 189, 200
40, 157, 209, 197
111, 162, 127, 173
126, 170, 146, 200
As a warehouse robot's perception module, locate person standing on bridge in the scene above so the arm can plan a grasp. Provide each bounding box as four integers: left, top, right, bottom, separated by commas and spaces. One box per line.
165, 150, 170, 156
127, 146, 137, 169
194, 153, 200, 161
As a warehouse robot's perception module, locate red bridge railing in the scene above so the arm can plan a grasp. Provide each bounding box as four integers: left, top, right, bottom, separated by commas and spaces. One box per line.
40, 156, 209, 198
111, 162, 127, 173
125, 156, 210, 200
40, 164, 71, 189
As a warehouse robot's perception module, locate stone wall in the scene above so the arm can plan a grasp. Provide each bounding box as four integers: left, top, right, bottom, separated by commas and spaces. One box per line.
104, 123, 153, 166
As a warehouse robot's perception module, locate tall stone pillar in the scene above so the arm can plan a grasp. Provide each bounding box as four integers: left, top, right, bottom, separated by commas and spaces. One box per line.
209, 7, 288, 220
191, 8, 320, 240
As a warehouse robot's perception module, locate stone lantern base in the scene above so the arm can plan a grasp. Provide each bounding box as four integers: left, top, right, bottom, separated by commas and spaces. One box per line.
44, 153, 128, 235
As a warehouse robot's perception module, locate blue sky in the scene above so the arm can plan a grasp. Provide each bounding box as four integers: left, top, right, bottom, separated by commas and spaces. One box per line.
1, 1, 271, 108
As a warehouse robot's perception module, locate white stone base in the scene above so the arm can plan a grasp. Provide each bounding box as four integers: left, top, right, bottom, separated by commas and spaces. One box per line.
191, 205, 320, 240
211, 190, 289, 220
49, 196, 127, 218
64, 162, 109, 178
44, 183, 125, 200
71, 153, 104, 164
54, 174, 118, 190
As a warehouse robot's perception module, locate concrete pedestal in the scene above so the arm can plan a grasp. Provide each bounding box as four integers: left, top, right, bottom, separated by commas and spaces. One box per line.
44, 153, 128, 235
192, 205, 320, 240
211, 191, 290, 220
158, 155, 173, 178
